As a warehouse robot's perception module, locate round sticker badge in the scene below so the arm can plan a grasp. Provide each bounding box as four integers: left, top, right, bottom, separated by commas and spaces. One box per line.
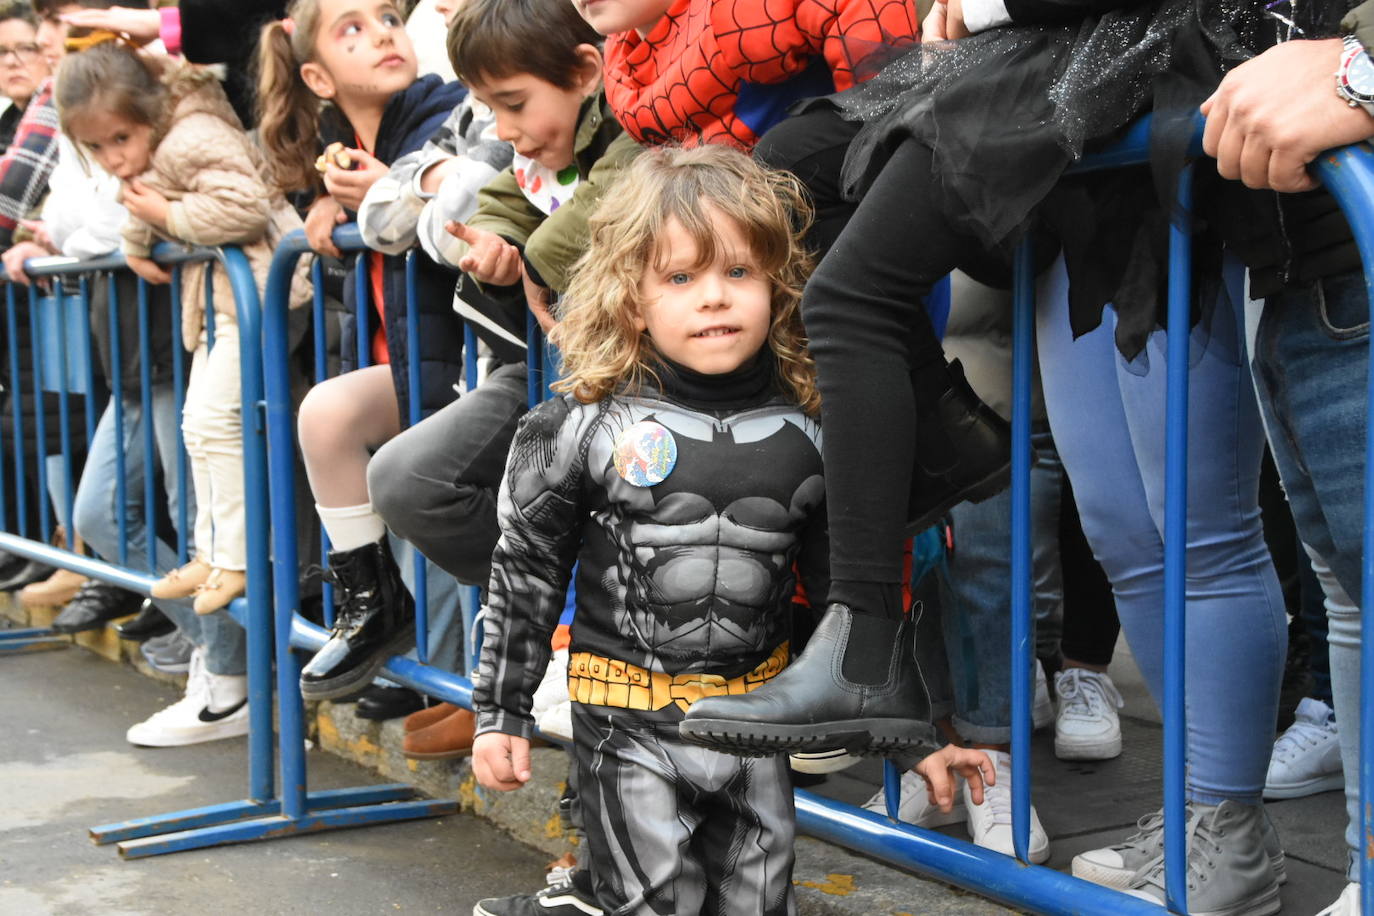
613, 420, 677, 487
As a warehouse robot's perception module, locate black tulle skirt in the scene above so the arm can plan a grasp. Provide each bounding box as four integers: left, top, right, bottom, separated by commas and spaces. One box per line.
828, 0, 1277, 357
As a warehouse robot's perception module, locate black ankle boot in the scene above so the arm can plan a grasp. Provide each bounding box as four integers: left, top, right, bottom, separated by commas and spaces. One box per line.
300, 539, 415, 701
114, 600, 176, 642
906, 359, 1011, 534
679, 603, 933, 756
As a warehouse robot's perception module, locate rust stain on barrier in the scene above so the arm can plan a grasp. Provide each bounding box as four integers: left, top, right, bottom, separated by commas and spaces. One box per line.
795, 873, 856, 896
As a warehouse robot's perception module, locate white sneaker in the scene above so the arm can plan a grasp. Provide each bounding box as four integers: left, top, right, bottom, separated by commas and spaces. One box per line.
1054, 668, 1124, 760
127, 649, 249, 747
1317, 883, 1360, 916
963, 749, 1049, 863
1264, 697, 1343, 800
1033, 663, 1054, 731
862, 769, 966, 827
790, 748, 863, 774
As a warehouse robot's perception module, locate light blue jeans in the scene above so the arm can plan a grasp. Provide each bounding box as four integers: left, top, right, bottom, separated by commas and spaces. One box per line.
1038, 261, 1286, 804
1250, 270, 1367, 879
73, 389, 246, 677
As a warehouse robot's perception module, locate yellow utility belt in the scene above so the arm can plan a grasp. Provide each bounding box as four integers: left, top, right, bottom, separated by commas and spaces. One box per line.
568, 642, 789, 713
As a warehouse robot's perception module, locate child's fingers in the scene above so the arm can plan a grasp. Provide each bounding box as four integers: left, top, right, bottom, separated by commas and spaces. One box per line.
509, 737, 532, 785
445, 219, 477, 243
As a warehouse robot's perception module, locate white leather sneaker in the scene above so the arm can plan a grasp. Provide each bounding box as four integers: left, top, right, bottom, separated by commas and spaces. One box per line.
1054, 668, 1123, 760
862, 769, 967, 827
127, 649, 249, 747
963, 750, 1049, 863
1264, 697, 1343, 800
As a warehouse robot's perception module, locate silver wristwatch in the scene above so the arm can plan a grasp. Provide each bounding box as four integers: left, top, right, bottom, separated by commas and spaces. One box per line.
1336, 34, 1374, 117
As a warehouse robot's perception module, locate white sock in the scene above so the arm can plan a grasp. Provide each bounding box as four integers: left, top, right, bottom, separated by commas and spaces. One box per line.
315, 502, 386, 552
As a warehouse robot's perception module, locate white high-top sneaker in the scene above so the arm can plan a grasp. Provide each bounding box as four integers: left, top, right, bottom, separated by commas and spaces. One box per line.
963, 749, 1049, 863
1264, 697, 1343, 799
862, 769, 967, 828
1316, 883, 1360, 916
126, 649, 249, 747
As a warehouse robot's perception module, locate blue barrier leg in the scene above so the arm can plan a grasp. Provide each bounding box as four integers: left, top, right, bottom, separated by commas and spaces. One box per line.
8, 284, 26, 538
29, 284, 49, 541
108, 273, 128, 566
170, 273, 189, 564
1010, 241, 1036, 865
53, 278, 74, 549
405, 253, 429, 665
1161, 165, 1194, 915
137, 278, 156, 574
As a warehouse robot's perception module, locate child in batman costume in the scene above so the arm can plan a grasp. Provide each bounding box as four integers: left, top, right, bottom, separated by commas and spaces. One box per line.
470, 145, 992, 916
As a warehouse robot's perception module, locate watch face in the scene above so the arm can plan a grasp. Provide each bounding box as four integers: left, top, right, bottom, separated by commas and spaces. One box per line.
1350, 49, 1374, 98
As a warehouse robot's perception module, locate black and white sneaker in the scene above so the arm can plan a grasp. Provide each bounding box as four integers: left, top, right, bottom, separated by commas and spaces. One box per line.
472, 869, 602, 916
126, 648, 250, 747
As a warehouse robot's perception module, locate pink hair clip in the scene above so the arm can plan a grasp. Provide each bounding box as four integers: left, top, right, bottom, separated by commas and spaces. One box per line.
281, 16, 296, 36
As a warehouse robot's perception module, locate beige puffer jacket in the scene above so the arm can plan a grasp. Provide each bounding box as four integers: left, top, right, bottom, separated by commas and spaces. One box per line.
120, 59, 310, 352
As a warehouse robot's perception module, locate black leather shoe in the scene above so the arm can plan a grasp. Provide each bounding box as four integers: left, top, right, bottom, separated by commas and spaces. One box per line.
0, 549, 27, 581
0, 558, 57, 592
355, 685, 425, 721
679, 603, 934, 757
50, 580, 145, 634
300, 539, 415, 701
114, 600, 176, 642
906, 359, 1012, 534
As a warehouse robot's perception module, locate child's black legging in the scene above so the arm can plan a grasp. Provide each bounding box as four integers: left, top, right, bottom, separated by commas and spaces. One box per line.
803, 136, 995, 618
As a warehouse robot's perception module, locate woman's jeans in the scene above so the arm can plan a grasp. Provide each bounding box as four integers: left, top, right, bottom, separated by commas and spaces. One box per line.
1039, 259, 1286, 804
73, 386, 246, 677
1249, 270, 1367, 879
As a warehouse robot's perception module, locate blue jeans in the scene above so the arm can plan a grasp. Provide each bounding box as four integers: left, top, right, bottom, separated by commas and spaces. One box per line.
1038, 261, 1286, 804
393, 534, 472, 678
1250, 271, 1367, 879
73, 389, 246, 677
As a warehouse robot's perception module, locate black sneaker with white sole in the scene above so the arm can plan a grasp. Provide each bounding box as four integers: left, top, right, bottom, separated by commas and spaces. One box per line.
472, 869, 602, 916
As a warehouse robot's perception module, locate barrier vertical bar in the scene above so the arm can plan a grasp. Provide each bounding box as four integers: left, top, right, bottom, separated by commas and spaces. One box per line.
526, 310, 542, 408
170, 268, 189, 564
463, 324, 478, 392
9, 283, 27, 538
355, 252, 370, 370
52, 277, 75, 550
309, 259, 334, 626
404, 253, 428, 665
137, 277, 156, 574
1161, 164, 1195, 916
1009, 239, 1035, 864
28, 283, 50, 541
79, 277, 96, 448
108, 272, 128, 567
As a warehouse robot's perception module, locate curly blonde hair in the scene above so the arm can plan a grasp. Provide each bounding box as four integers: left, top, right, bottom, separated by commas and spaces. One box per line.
551, 145, 819, 415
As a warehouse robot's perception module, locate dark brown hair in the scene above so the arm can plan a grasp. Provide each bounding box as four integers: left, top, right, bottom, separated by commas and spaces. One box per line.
55, 40, 167, 141
255, 0, 325, 193
447, 0, 600, 90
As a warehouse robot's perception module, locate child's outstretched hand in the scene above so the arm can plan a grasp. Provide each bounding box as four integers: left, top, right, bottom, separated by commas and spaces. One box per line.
914, 744, 995, 812
122, 179, 170, 229
446, 221, 522, 287
125, 254, 172, 285
322, 147, 387, 212
472, 731, 533, 792
304, 195, 347, 258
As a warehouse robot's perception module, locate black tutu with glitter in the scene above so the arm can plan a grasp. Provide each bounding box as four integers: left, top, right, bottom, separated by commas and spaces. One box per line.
825, 0, 1327, 358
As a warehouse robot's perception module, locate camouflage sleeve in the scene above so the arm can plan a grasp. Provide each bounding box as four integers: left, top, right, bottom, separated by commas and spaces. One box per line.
473, 396, 594, 740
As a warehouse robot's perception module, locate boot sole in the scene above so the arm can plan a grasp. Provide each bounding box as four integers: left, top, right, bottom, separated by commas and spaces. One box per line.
1074, 852, 1288, 891
905, 461, 1011, 535
678, 717, 929, 757
402, 748, 474, 761
299, 624, 417, 702
1262, 772, 1344, 800
1054, 734, 1122, 760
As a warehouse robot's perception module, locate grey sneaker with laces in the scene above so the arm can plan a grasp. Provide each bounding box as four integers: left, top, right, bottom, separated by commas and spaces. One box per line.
1072, 804, 1286, 889
1122, 800, 1281, 916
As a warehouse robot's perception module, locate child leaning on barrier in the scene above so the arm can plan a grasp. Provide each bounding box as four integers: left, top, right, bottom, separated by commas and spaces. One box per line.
468, 145, 994, 916
254, 0, 469, 702
55, 40, 309, 615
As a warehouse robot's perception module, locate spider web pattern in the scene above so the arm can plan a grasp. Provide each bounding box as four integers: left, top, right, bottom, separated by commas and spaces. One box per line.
604, 0, 917, 149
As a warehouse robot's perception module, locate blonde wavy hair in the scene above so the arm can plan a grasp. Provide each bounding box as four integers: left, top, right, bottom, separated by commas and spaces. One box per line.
551, 145, 819, 415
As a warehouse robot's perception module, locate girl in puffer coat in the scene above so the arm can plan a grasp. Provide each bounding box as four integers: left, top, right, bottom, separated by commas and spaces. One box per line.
55, 41, 309, 614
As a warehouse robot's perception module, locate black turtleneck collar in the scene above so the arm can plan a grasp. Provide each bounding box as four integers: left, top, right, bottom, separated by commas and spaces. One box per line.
649, 351, 778, 412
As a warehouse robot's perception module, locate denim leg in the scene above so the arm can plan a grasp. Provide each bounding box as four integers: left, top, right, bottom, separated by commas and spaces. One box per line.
394, 533, 468, 676
1031, 429, 1064, 662
1250, 271, 1369, 880
73, 396, 203, 643
1040, 260, 1285, 804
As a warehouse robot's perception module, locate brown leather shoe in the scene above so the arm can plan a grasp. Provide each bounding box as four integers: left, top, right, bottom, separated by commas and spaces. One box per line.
151, 558, 212, 600
402, 707, 475, 760
19, 568, 88, 608
193, 568, 246, 615
404, 702, 459, 733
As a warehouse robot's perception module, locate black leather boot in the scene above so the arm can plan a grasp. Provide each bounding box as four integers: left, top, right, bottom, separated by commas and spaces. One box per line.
906, 359, 1011, 534
679, 603, 933, 756
299, 539, 415, 701
114, 600, 176, 642
51, 581, 144, 634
